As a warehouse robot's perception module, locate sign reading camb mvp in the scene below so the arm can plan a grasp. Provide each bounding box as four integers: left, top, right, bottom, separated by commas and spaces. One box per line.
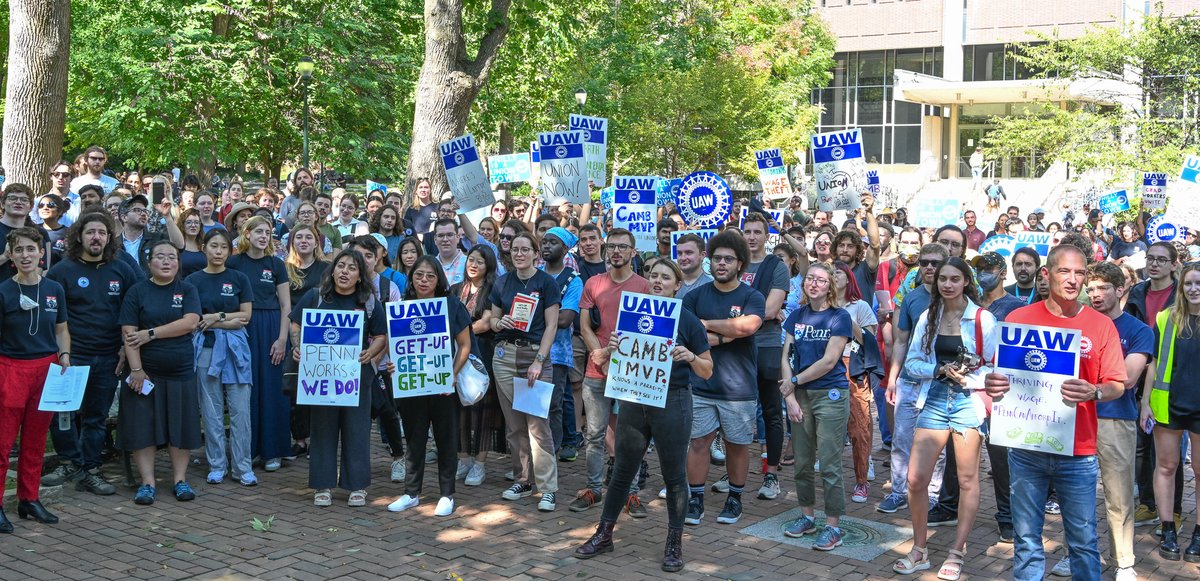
811, 129, 865, 212
569, 114, 608, 188
613, 176, 659, 252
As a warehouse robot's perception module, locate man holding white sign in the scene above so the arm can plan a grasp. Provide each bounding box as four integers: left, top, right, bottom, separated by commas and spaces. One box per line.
984, 245, 1127, 581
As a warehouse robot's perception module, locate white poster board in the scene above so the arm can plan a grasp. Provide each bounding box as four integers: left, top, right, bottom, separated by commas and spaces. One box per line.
569, 114, 609, 188
613, 176, 659, 252
605, 292, 681, 408
990, 323, 1080, 456
1143, 172, 1168, 211
439, 134, 493, 213
298, 309, 364, 406
536, 131, 589, 205
755, 148, 791, 199
811, 129, 865, 211
386, 298, 455, 398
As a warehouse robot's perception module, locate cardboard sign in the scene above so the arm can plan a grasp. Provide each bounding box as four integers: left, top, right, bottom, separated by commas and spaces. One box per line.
670, 229, 718, 260
569, 114, 609, 187
909, 197, 960, 229
439, 134, 493, 213
755, 148, 791, 199
990, 323, 1080, 456
676, 171, 731, 228
488, 153, 532, 186
1098, 189, 1131, 214
613, 176, 659, 252
811, 129, 865, 211
386, 299, 454, 398
536, 131, 589, 205
298, 309, 364, 406
605, 292, 681, 408
1165, 155, 1200, 228
1143, 172, 1168, 210
1146, 214, 1187, 243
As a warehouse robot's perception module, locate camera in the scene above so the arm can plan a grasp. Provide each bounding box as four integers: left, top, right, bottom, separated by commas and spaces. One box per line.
952, 347, 984, 375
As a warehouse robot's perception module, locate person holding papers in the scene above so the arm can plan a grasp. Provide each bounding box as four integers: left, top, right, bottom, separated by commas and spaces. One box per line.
119, 240, 202, 506
0, 227, 71, 532
487, 231, 562, 512
386, 256, 472, 517
891, 257, 997, 580
574, 259, 712, 572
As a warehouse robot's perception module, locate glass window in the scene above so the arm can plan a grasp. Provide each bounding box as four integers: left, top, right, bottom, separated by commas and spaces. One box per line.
831, 54, 850, 87
894, 49, 927, 76
858, 51, 887, 86
883, 126, 893, 164
819, 87, 849, 126
894, 127, 921, 164
857, 86, 885, 125
860, 126, 884, 164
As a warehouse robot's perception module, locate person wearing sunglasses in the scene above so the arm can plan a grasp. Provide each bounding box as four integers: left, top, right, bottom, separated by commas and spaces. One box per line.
32, 161, 81, 229
36, 194, 71, 260
69, 146, 119, 196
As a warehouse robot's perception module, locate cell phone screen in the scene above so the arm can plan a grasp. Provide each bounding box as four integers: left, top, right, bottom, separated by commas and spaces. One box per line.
151, 181, 166, 206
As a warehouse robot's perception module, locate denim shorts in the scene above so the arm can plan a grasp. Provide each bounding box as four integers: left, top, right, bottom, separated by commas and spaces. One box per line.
691, 395, 757, 444
916, 382, 983, 434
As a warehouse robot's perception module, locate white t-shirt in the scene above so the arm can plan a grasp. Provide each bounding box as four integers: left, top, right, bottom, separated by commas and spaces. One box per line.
841, 299, 878, 357
70, 174, 119, 195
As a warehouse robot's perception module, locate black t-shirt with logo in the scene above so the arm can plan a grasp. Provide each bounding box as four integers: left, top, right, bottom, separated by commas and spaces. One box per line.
0, 277, 68, 359
47, 257, 140, 357
185, 268, 254, 348
118, 278, 201, 378
669, 310, 711, 390
487, 270, 562, 344
227, 253, 288, 310
681, 282, 766, 401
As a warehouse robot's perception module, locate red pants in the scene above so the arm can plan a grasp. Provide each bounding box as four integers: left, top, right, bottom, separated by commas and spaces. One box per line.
0, 355, 56, 501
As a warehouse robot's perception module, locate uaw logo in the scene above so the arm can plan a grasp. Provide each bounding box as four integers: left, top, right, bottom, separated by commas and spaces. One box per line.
998, 325, 1079, 376
323, 328, 341, 344
172, 293, 184, 307
830, 147, 845, 160
763, 157, 774, 168
410, 318, 427, 335
555, 145, 568, 159
454, 152, 465, 166
45, 296, 58, 310
676, 171, 732, 228
637, 315, 654, 334
221, 283, 235, 296
1024, 349, 1048, 371
627, 190, 641, 204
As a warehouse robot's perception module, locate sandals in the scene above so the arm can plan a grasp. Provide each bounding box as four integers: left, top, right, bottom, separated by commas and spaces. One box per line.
937, 547, 966, 581
893, 545, 930, 574
348, 489, 368, 507
314, 489, 332, 507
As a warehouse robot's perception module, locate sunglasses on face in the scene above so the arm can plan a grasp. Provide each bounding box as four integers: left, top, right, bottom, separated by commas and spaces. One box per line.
38, 203, 57, 210
919, 259, 941, 267
51, 172, 71, 178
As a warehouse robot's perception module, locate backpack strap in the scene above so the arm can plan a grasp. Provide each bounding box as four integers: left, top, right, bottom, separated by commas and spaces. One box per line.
975, 307, 983, 358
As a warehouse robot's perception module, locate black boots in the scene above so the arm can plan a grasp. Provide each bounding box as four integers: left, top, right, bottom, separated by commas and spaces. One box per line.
662, 528, 684, 572
0, 508, 12, 533
1186, 526, 1200, 563
1159, 523, 1181, 561
574, 521, 615, 559
17, 500, 59, 524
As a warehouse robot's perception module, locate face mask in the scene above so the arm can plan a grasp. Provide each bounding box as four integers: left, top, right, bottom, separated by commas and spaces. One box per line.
978, 271, 1002, 293
898, 243, 920, 262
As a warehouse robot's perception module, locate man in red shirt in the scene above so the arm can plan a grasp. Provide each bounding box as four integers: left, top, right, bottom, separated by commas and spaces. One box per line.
986, 244, 1127, 580
963, 210, 986, 251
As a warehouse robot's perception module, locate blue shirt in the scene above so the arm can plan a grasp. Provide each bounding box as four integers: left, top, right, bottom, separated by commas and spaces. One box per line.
896, 284, 931, 382
540, 266, 582, 366
1096, 312, 1154, 421
783, 305, 852, 390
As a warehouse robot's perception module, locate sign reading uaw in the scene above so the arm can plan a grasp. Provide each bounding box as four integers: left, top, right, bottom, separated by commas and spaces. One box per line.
676, 171, 731, 228
605, 292, 681, 408
811, 129, 865, 212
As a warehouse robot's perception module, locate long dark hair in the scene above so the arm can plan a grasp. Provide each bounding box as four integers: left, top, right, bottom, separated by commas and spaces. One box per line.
922, 256, 981, 354
403, 255, 451, 300
319, 249, 375, 307
455, 244, 498, 319
65, 211, 120, 262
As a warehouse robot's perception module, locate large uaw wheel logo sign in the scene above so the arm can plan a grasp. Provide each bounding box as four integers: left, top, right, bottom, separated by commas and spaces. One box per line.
676, 171, 732, 228
1147, 214, 1186, 243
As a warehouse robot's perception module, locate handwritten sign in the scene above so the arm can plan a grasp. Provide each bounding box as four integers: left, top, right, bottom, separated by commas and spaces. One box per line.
537, 130, 589, 205
439, 134, 493, 213
569, 114, 609, 187
1143, 172, 1168, 210
755, 148, 791, 199
614, 176, 659, 252
656, 178, 682, 208
866, 170, 881, 197
606, 292, 680, 408
488, 153, 532, 186
909, 197, 960, 229
387, 298, 454, 398
811, 129, 865, 211
670, 229, 718, 260
298, 309, 364, 406
1098, 189, 1131, 214
991, 323, 1080, 456
676, 171, 731, 228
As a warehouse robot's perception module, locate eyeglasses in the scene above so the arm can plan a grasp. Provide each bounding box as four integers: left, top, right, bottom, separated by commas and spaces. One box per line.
5, 196, 30, 204
297, 210, 316, 217
511, 247, 534, 255
711, 255, 739, 264
151, 254, 178, 262
127, 207, 149, 215
604, 243, 632, 252
1146, 255, 1173, 265
435, 233, 457, 240
184, 220, 201, 227
498, 234, 515, 241
412, 272, 439, 281
804, 276, 830, 286
919, 259, 941, 267
87, 156, 106, 162
51, 172, 71, 178
38, 203, 57, 210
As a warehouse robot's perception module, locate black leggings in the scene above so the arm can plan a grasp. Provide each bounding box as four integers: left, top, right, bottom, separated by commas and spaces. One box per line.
600, 389, 692, 530
757, 347, 784, 466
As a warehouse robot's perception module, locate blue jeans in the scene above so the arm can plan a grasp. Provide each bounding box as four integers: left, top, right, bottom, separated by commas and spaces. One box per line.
47, 353, 120, 470
872, 375, 891, 445
1009, 449, 1100, 581
890, 380, 944, 498
555, 364, 581, 448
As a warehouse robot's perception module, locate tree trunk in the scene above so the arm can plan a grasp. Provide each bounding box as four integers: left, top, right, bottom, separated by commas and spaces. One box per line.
2, 0, 70, 194
498, 123, 514, 154
405, 0, 513, 204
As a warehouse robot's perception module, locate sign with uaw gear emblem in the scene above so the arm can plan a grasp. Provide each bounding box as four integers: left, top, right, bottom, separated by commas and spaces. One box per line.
606, 292, 682, 409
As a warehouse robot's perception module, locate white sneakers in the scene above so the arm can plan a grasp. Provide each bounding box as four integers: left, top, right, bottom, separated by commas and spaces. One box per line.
456, 459, 471, 480
465, 462, 485, 486
387, 494, 419, 512
434, 497, 455, 517
1115, 567, 1137, 581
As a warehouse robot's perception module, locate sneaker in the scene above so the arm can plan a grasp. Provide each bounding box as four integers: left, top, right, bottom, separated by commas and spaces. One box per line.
1049, 557, 1071, 577
206, 470, 225, 484
876, 492, 908, 513
758, 473, 780, 500
434, 496, 455, 517
851, 482, 870, 503
712, 474, 730, 493
928, 503, 958, 527
1134, 504, 1160, 527
41, 464, 82, 487
238, 472, 259, 487
425, 447, 438, 464
813, 526, 844, 551
867, 460, 875, 482
1154, 513, 1183, 537
537, 492, 557, 511
390, 459, 406, 483
658, 487, 667, 499
289, 442, 309, 459
569, 489, 602, 512
684, 496, 704, 525
997, 522, 1014, 544
505, 469, 515, 481
173, 481, 196, 502
1114, 567, 1137, 581
76, 469, 117, 495
456, 459, 471, 480
716, 496, 742, 524
464, 462, 485, 486
502, 482, 533, 500
264, 458, 282, 472
387, 494, 419, 512
134, 484, 156, 505
784, 514, 817, 538
1044, 498, 1061, 515
626, 494, 648, 519
558, 445, 578, 462
710, 438, 726, 466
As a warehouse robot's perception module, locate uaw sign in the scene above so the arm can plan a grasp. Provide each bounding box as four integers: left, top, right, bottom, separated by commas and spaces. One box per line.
656, 178, 682, 208
529, 140, 541, 189
606, 292, 681, 408
537, 131, 589, 205
1146, 214, 1186, 244
298, 309, 364, 407
387, 298, 454, 398
676, 171, 731, 228
977, 231, 1053, 258
755, 148, 792, 199
613, 176, 659, 252
670, 229, 718, 260
569, 114, 609, 187
991, 323, 1081, 456
1098, 189, 1131, 214
488, 153, 532, 186
1143, 172, 1168, 210
811, 129, 865, 211
866, 170, 881, 197
439, 134, 493, 213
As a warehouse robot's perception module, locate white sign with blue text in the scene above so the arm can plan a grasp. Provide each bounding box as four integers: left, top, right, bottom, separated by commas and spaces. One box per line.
487, 153, 532, 186
299, 309, 364, 407
1165, 155, 1200, 229
1143, 172, 1168, 210
537, 131, 589, 205
755, 148, 791, 199
909, 197, 960, 229
676, 171, 731, 228
866, 170, 881, 197
606, 292, 681, 408
530, 141, 541, 189
977, 231, 1054, 258
811, 129, 865, 211
991, 322, 1080, 456
439, 135, 493, 213
614, 176, 659, 252
1098, 190, 1131, 214
387, 298, 454, 398
569, 114, 609, 188
670, 229, 718, 260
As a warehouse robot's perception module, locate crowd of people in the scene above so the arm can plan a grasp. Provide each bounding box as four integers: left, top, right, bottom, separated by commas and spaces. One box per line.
0, 146, 1197, 580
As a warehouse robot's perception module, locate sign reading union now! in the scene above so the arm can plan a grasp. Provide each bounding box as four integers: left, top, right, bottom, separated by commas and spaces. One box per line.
990, 322, 1080, 456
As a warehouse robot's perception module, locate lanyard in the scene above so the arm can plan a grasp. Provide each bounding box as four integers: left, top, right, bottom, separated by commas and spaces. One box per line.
1013, 286, 1035, 305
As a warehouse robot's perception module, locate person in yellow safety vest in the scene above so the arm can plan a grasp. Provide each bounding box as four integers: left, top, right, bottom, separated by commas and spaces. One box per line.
1142, 262, 1200, 562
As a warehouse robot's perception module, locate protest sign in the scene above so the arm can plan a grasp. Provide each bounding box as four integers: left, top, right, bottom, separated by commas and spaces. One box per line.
605, 292, 681, 408
991, 323, 1081, 456
909, 197, 960, 229
487, 153, 532, 186
439, 134, 493, 213
600, 186, 615, 212
755, 148, 792, 199
1098, 189, 1131, 214
365, 180, 388, 196
38, 365, 91, 412
1146, 214, 1187, 243
613, 176, 659, 252
676, 171, 732, 228
656, 178, 682, 208
570, 114, 609, 187
1143, 172, 1168, 210
811, 129, 865, 211
536, 131, 589, 205
387, 299, 455, 398
866, 170, 881, 197
298, 309, 364, 406
1182, 154, 1200, 184
1164, 155, 1200, 228
977, 231, 1053, 259
739, 207, 783, 251
529, 140, 541, 189
670, 229, 718, 260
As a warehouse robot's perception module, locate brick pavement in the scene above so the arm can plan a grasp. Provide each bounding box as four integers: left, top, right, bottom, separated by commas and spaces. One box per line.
2, 435, 1198, 580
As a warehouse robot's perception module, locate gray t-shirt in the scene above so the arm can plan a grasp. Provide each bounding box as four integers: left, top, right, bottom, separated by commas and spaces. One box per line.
678, 272, 713, 299
743, 259, 790, 348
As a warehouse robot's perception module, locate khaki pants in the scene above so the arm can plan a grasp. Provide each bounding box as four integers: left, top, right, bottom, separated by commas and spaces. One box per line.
494, 340, 558, 493
1096, 418, 1136, 569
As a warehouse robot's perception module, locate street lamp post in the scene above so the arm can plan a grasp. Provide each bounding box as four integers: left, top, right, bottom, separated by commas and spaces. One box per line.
574, 88, 587, 116
297, 57, 315, 169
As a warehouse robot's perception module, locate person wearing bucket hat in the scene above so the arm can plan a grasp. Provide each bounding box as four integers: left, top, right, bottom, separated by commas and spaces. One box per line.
224, 202, 256, 236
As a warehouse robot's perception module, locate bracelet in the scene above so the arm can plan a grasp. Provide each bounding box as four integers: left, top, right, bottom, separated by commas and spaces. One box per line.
130, 367, 143, 372
58, 352, 70, 358
717, 335, 724, 345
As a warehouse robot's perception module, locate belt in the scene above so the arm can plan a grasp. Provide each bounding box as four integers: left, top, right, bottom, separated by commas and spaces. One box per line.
500, 338, 535, 348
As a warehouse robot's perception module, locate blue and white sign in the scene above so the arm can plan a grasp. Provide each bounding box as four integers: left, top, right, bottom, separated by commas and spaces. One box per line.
536, 130, 589, 205
387, 298, 454, 398
866, 170, 881, 197
977, 231, 1053, 258
1143, 172, 1168, 210
365, 180, 388, 196
613, 176, 659, 252
1146, 214, 1186, 244
569, 114, 609, 188
439, 134, 493, 213
656, 178, 682, 208
1098, 190, 1132, 214
606, 292, 681, 408
909, 197, 960, 229
487, 153, 532, 186
811, 129, 865, 211
530, 140, 541, 189
991, 322, 1081, 456
1165, 155, 1200, 229
755, 148, 791, 199
739, 207, 784, 252
1182, 154, 1200, 184
600, 186, 615, 212
676, 171, 732, 228
670, 229, 718, 260
298, 309, 364, 407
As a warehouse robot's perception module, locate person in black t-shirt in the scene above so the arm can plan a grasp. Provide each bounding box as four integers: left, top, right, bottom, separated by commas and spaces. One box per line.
281, 223, 331, 459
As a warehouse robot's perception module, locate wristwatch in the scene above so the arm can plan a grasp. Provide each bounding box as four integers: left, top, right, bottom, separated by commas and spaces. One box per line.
148, 328, 156, 340
1094, 387, 1103, 401
219, 312, 227, 321
535, 353, 547, 363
